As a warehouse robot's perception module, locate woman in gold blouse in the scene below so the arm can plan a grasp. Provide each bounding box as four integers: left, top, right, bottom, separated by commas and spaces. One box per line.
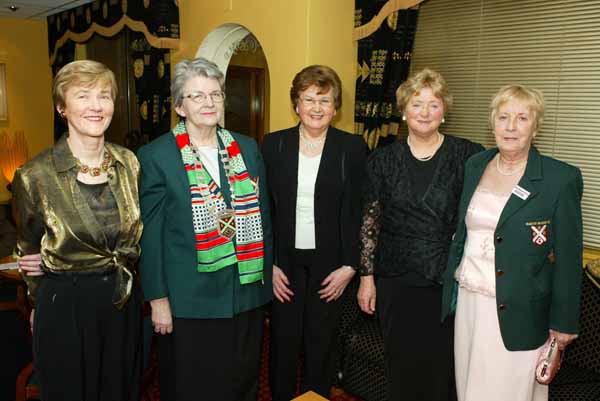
13, 60, 143, 401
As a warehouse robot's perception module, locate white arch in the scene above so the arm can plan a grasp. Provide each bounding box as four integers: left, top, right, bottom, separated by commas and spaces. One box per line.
195, 23, 251, 78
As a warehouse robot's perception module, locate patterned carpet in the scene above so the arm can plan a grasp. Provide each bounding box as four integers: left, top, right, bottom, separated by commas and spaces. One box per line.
140, 321, 363, 401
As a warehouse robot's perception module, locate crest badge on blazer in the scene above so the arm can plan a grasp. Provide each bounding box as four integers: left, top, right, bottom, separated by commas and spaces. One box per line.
531, 224, 548, 246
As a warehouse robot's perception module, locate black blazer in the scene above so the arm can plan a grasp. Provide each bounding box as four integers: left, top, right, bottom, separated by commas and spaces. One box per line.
262, 125, 367, 277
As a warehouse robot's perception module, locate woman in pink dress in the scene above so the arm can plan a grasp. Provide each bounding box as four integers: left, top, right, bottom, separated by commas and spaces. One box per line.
442, 84, 584, 401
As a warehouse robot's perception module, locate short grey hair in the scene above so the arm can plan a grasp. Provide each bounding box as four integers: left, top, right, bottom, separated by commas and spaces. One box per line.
171, 57, 225, 108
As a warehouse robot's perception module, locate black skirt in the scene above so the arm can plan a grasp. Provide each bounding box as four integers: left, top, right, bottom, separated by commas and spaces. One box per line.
377, 276, 456, 401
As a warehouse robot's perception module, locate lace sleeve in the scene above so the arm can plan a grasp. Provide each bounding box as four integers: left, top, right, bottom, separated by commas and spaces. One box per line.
359, 200, 381, 276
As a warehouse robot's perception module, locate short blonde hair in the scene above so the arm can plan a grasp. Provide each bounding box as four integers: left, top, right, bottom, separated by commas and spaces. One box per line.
395, 68, 452, 114
490, 84, 545, 134
53, 60, 117, 111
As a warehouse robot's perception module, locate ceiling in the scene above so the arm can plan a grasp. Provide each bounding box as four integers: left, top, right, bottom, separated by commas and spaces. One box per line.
0, 0, 94, 20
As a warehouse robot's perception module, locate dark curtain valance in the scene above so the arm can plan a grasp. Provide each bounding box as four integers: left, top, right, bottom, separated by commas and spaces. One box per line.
354, 0, 419, 149
47, 0, 179, 65
47, 1, 175, 149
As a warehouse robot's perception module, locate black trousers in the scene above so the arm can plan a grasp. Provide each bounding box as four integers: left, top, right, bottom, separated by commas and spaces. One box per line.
269, 249, 344, 401
33, 272, 142, 401
377, 277, 456, 401
158, 307, 265, 401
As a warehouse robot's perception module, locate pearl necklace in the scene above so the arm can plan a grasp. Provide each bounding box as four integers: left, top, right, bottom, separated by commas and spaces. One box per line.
495, 155, 526, 176
299, 126, 327, 150
407, 132, 444, 161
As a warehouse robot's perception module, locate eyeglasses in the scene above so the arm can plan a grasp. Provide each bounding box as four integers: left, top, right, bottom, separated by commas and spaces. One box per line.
300, 96, 333, 109
183, 91, 226, 104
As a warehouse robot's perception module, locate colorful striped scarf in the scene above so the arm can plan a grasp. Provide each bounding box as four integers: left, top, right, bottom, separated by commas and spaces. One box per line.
173, 121, 264, 284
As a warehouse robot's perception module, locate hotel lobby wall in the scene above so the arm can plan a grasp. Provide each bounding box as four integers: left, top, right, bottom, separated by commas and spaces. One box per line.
176, 0, 356, 133
0, 17, 54, 201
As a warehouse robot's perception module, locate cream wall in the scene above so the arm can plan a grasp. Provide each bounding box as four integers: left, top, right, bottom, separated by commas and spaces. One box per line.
176, 0, 356, 133
306, 0, 356, 127
0, 17, 54, 201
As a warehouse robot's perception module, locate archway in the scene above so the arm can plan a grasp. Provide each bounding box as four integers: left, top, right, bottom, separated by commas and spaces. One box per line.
196, 23, 270, 141
196, 23, 251, 77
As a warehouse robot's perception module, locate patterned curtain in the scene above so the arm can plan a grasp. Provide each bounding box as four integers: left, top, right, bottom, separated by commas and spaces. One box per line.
354, 0, 419, 149
47, 0, 179, 65
128, 32, 172, 149
47, 0, 178, 148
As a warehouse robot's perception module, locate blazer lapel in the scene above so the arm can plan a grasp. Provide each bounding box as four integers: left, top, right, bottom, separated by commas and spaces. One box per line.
314, 128, 340, 194
457, 150, 494, 223
164, 133, 194, 202
496, 147, 542, 229
286, 126, 300, 211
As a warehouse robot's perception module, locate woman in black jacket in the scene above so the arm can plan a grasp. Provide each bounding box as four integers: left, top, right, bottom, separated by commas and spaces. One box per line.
262, 65, 367, 401
358, 68, 483, 401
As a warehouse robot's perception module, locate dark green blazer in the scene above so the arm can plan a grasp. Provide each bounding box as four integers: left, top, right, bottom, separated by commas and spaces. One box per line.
137, 130, 273, 319
441, 146, 583, 351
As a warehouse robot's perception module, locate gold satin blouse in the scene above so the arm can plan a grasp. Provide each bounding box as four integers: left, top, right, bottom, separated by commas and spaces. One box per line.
13, 136, 143, 308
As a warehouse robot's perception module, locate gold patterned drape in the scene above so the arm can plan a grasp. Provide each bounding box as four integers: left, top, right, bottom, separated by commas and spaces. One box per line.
47, 0, 179, 65
128, 33, 171, 147
47, 0, 177, 147
354, 0, 419, 149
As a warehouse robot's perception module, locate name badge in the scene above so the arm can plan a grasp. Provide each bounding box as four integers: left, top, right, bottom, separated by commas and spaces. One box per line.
512, 185, 530, 200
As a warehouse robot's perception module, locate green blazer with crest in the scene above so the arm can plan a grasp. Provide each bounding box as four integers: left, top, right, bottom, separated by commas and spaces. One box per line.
441, 146, 583, 351
137, 130, 273, 319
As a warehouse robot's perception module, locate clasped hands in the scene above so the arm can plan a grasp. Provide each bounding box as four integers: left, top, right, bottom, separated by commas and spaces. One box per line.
272, 264, 356, 303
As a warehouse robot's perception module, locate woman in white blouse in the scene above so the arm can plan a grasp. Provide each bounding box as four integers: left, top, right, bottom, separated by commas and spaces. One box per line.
261, 65, 367, 401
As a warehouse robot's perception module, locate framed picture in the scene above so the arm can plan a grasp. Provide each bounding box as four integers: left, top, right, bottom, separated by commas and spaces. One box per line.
0, 64, 7, 121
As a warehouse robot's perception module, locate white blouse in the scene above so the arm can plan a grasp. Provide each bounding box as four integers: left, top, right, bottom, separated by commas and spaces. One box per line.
295, 152, 322, 249
195, 146, 220, 187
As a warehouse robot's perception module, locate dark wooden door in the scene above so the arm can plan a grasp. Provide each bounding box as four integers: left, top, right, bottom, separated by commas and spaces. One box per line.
225, 65, 266, 143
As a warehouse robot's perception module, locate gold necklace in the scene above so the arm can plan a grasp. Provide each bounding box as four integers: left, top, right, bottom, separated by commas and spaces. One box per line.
407, 132, 443, 161
77, 149, 112, 177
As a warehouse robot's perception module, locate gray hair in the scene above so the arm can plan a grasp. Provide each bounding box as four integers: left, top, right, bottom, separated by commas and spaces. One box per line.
171, 57, 225, 108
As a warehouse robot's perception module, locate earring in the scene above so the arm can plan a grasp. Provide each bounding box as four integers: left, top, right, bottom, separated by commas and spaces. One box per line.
441, 118, 445, 123
402, 115, 406, 121
59, 111, 66, 118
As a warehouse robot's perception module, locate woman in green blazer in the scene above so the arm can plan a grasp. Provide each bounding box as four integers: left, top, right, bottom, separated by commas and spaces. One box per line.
137, 57, 272, 401
441, 84, 583, 401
